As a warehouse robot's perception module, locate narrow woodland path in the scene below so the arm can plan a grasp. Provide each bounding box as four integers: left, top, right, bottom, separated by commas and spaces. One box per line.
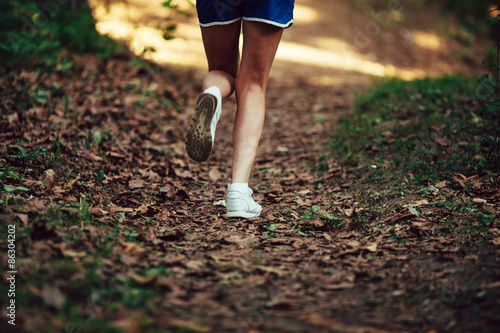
128, 2, 495, 332
2, 1, 498, 333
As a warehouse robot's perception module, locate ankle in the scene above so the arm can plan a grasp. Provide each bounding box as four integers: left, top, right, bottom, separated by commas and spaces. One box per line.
203, 86, 221, 98
227, 182, 249, 195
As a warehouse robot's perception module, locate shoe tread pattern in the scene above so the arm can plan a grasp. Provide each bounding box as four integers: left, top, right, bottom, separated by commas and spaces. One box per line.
185, 94, 217, 162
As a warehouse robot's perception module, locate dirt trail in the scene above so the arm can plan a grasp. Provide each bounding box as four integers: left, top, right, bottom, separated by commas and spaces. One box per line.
3, 1, 497, 332
150, 2, 495, 332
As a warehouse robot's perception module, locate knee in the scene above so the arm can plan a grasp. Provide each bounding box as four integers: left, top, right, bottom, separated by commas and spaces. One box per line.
235, 79, 266, 98
237, 58, 272, 89
237, 71, 268, 92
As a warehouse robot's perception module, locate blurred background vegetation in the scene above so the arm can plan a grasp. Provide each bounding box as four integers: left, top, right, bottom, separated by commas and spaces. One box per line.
0, 0, 121, 69
428, 0, 499, 34
0, 0, 192, 70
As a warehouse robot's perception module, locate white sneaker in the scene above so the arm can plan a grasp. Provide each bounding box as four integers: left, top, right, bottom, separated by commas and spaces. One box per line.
226, 188, 262, 218
185, 86, 222, 162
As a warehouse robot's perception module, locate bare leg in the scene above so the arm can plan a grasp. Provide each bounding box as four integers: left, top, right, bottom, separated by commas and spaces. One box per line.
198, 20, 283, 185
232, 21, 283, 183
200, 22, 241, 98
185, 22, 241, 162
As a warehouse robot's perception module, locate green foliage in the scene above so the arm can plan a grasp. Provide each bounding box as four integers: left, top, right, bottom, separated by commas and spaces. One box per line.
331, 72, 500, 196
328, 68, 498, 244
161, 0, 194, 40
263, 224, 276, 232
478, 8, 500, 170
477, 73, 500, 170
428, 0, 499, 34
335, 76, 479, 169
162, 0, 194, 18
0, 0, 125, 69
1, 184, 29, 193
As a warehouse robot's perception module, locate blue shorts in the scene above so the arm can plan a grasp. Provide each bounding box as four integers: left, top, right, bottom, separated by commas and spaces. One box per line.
197, 0, 294, 28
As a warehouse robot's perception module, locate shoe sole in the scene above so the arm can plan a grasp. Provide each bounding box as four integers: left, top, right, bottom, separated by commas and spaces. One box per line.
185, 93, 217, 162
226, 211, 261, 218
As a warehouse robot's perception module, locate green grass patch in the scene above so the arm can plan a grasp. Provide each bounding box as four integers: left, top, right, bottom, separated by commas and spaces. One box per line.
332, 75, 495, 181
327, 75, 498, 241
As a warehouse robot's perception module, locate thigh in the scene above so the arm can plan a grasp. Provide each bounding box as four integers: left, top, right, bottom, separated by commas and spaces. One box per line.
200, 21, 241, 77
239, 21, 283, 84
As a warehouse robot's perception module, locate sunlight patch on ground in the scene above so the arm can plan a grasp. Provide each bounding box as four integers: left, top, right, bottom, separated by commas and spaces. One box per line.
134, 23, 204, 67
293, 4, 319, 24
276, 40, 425, 80
411, 31, 442, 50
90, 0, 203, 66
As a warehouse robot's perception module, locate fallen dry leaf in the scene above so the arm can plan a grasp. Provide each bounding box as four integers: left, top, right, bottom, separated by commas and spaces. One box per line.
41, 285, 65, 309
64, 173, 81, 191
323, 282, 355, 290
111, 207, 134, 213
312, 217, 325, 227
129, 179, 144, 189
16, 213, 28, 226
137, 204, 148, 214
61, 249, 86, 258
185, 260, 205, 271
364, 243, 378, 252
208, 167, 222, 182
129, 272, 156, 284
122, 242, 146, 255
41, 169, 56, 189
